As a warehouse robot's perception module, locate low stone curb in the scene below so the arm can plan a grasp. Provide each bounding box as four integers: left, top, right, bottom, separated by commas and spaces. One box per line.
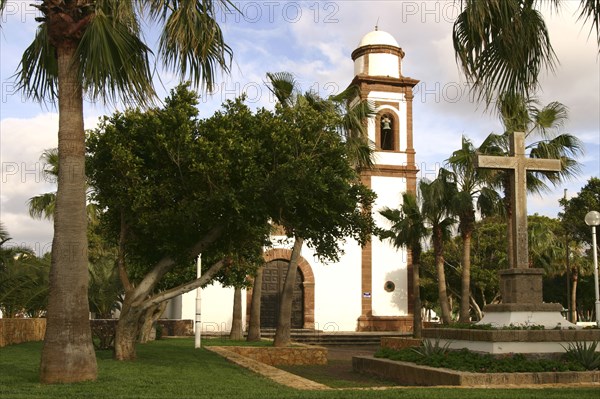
205, 346, 331, 391
353, 356, 600, 386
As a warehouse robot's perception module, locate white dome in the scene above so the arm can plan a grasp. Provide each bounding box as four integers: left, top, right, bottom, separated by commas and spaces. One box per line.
357, 30, 399, 48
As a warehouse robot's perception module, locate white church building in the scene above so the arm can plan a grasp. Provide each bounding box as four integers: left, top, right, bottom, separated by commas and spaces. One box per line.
166, 29, 420, 333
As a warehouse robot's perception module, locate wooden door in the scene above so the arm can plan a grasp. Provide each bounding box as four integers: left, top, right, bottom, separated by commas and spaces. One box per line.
260, 260, 304, 328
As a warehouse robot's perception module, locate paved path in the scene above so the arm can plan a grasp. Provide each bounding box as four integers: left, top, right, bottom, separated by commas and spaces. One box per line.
324, 345, 379, 361
205, 346, 331, 391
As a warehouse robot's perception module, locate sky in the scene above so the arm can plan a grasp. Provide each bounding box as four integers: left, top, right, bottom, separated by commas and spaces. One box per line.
0, 0, 599, 256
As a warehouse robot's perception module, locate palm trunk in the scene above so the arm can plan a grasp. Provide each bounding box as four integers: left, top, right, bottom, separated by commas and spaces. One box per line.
40, 42, 97, 384
247, 267, 264, 342
433, 228, 452, 324
274, 236, 303, 347
570, 267, 578, 323
459, 223, 473, 323
229, 287, 243, 340
412, 248, 422, 338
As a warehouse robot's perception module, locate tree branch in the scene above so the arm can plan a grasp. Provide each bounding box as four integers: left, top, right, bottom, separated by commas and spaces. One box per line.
131, 225, 225, 305
141, 259, 226, 310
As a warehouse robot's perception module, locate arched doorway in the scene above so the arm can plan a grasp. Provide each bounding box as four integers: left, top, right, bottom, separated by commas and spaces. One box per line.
260, 260, 304, 329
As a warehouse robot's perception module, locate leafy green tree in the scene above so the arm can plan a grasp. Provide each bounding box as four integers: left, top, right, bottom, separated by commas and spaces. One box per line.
561, 178, 600, 246
1, 0, 236, 382
264, 72, 375, 347
380, 192, 428, 337
88, 87, 272, 360
442, 137, 502, 322
453, 0, 600, 104
469, 217, 506, 313
560, 177, 600, 320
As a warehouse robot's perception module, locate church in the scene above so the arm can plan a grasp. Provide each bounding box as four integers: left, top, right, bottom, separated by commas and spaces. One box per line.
166, 29, 420, 333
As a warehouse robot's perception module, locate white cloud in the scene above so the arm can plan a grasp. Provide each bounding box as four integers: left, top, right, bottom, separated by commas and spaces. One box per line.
0, 113, 100, 253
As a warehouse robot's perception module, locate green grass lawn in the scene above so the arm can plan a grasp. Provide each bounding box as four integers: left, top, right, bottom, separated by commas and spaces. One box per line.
0, 339, 598, 399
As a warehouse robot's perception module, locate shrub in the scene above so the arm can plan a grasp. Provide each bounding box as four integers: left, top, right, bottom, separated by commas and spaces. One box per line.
562, 341, 600, 370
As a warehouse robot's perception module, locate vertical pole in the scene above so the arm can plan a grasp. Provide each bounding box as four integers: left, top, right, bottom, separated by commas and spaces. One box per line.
195, 255, 202, 348
591, 226, 600, 327
563, 189, 571, 322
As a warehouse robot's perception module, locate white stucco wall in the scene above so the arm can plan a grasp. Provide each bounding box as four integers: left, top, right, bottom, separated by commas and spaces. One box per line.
368, 53, 400, 77
354, 55, 365, 76
303, 241, 363, 332
370, 175, 409, 316
180, 283, 246, 334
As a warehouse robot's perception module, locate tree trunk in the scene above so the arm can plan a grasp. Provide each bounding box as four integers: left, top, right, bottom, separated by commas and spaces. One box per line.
40, 42, 97, 384
114, 297, 145, 361
274, 237, 303, 347
412, 248, 422, 338
247, 267, 264, 342
470, 294, 483, 321
459, 227, 473, 323
139, 302, 167, 343
570, 267, 578, 323
229, 287, 243, 340
114, 257, 227, 360
433, 229, 452, 324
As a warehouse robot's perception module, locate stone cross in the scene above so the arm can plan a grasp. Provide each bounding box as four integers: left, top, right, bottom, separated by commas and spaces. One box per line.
477, 132, 561, 269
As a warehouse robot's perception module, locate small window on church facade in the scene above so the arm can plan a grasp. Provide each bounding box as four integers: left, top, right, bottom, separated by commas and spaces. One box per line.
384, 281, 395, 292
380, 113, 394, 151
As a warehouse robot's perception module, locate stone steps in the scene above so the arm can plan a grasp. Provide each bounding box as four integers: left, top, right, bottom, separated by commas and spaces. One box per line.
259, 329, 409, 346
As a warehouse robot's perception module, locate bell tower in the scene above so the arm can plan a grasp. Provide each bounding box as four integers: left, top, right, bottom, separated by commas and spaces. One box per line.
351, 28, 420, 331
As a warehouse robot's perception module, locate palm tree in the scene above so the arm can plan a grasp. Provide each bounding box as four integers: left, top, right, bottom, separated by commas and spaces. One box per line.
420, 178, 457, 324
380, 192, 429, 338
28, 148, 99, 222
27, 149, 58, 220
264, 72, 374, 347
479, 95, 583, 270
0, 224, 50, 318
1, 0, 235, 383
453, 0, 600, 104
443, 137, 502, 322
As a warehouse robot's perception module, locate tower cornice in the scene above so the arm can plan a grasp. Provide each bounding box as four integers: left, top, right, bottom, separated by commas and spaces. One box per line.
351, 44, 405, 61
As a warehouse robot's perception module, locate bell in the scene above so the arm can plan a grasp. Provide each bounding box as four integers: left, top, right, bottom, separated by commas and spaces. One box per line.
381, 116, 392, 131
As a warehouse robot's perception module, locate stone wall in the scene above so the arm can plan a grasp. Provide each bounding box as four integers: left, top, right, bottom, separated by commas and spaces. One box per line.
356, 315, 413, 332
0, 318, 46, 347
380, 337, 422, 350
157, 319, 193, 336
221, 345, 327, 366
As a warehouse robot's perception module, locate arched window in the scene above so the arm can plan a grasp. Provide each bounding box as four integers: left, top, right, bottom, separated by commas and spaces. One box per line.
380, 113, 394, 150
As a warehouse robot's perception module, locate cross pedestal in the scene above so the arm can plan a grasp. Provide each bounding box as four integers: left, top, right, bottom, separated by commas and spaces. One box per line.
475, 132, 575, 329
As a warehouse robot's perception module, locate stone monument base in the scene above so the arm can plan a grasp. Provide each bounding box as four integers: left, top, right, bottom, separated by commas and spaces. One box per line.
476, 268, 577, 329
477, 302, 577, 329
422, 328, 600, 355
